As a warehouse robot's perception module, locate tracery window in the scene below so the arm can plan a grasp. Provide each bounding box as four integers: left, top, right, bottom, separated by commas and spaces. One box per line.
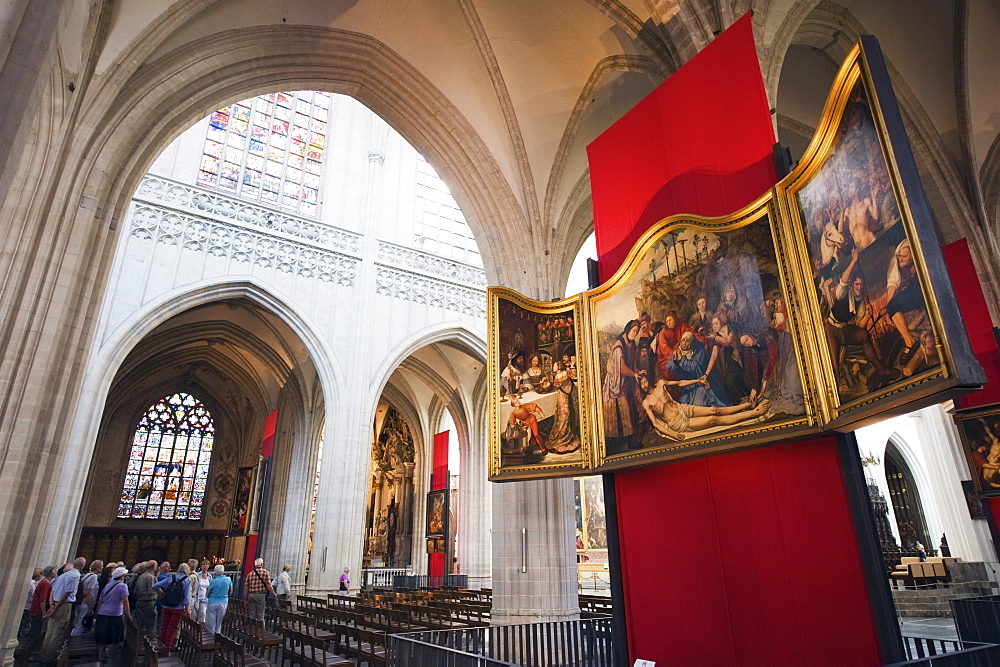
198, 90, 331, 217
414, 155, 481, 266
117, 392, 215, 521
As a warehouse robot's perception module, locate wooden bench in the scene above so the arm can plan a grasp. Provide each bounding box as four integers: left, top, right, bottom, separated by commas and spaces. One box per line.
212, 632, 268, 666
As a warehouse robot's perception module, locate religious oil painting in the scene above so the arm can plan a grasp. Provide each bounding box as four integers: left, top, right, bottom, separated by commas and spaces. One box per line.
793, 79, 939, 407
488, 291, 592, 480
228, 466, 254, 537
954, 406, 1000, 497
425, 490, 446, 537
589, 209, 810, 464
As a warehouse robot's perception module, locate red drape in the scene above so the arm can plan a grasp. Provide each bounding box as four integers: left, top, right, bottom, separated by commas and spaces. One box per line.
587, 14, 777, 282
944, 240, 1000, 410
587, 13, 883, 665
616, 437, 881, 665
430, 430, 450, 578
942, 241, 1000, 538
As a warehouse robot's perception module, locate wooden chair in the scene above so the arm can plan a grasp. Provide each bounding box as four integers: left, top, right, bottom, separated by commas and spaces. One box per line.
177, 615, 216, 667
230, 610, 281, 660
356, 628, 387, 667
212, 633, 268, 667
143, 634, 184, 667
278, 626, 352, 666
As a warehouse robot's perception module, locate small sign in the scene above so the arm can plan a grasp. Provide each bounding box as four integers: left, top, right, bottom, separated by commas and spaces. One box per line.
634, 661, 656, 667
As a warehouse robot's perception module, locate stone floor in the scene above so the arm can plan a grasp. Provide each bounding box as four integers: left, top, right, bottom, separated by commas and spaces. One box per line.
898, 616, 959, 640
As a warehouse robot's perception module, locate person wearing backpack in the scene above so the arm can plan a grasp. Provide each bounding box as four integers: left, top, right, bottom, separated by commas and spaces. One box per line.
152, 563, 191, 656
72, 559, 102, 636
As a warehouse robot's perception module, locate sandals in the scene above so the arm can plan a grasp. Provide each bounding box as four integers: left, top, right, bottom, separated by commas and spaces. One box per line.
899, 341, 920, 365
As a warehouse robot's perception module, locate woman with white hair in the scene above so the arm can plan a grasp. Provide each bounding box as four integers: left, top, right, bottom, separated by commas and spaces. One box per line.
204, 564, 232, 636
93, 566, 132, 662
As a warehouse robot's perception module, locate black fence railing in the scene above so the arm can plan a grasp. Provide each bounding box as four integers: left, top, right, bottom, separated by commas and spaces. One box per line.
391, 574, 469, 590
951, 594, 1000, 644
389, 617, 614, 667
885, 636, 1000, 666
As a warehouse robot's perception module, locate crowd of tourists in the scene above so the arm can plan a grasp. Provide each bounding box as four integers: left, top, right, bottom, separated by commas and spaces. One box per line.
15, 554, 294, 663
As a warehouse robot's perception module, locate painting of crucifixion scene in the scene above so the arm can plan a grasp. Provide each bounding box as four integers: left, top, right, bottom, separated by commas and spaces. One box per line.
592, 215, 807, 458
494, 297, 587, 473
795, 79, 939, 404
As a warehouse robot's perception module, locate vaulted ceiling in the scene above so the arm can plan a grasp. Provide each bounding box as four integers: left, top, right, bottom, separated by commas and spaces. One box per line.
38, 0, 1000, 292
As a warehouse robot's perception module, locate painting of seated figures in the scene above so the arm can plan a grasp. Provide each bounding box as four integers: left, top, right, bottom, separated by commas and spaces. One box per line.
590, 211, 807, 459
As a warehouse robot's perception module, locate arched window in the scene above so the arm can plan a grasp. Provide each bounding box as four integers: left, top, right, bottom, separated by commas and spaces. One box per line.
117, 392, 215, 520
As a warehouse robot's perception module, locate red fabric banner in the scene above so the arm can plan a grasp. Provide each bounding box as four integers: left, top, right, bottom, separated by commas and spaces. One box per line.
260, 409, 278, 459
615, 438, 881, 665
943, 240, 1000, 409
587, 13, 777, 282
430, 430, 450, 578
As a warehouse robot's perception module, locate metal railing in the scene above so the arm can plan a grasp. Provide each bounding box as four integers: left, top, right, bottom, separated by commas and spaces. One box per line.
886, 636, 1000, 666
951, 594, 1000, 644
391, 574, 469, 591
361, 567, 412, 589
389, 618, 614, 667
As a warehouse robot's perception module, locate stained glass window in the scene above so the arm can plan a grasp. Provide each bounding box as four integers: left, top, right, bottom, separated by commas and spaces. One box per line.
117, 392, 215, 521
197, 91, 331, 218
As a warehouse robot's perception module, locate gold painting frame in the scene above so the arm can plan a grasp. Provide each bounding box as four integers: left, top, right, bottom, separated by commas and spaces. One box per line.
484, 37, 982, 482
488, 289, 594, 480
585, 192, 818, 470
776, 40, 982, 429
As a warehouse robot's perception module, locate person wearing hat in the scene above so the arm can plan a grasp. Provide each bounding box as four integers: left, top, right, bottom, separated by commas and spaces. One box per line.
93, 566, 133, 662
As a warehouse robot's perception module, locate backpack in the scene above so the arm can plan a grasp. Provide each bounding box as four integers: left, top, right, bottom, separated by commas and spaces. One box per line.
75, 572, 96, 607
160, 574, 185, 607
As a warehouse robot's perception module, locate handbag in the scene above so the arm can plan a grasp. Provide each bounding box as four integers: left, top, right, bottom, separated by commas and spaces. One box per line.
252, 568, 276, 608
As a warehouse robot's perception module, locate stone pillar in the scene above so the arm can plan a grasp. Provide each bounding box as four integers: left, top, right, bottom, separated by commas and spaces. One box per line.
308, 398, 372, 594
270, 407, 322, 594
490, 478, 580, 624
916, 404, 996, 561
459, 402, 492, 589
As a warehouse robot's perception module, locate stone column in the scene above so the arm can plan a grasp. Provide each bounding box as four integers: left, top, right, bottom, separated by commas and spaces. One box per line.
491, 477, 580, 624
916, 404, 996, 561
460, 400, 492, 589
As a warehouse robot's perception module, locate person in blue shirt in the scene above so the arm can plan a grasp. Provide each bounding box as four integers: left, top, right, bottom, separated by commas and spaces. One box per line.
204, 565, 233, 635
152, 563, 190, 656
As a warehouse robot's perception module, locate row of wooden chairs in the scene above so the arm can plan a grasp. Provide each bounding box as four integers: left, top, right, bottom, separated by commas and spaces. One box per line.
212, 632, 268, 666
222, 609, 282, 660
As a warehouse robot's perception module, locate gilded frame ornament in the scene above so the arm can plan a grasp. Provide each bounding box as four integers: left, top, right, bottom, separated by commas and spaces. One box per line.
586, 193, 817, 470
488, 289, 594, 480
775, 39, 982, 429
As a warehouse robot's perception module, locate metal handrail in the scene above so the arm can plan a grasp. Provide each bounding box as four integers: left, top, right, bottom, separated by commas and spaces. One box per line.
392, 617, 614, 667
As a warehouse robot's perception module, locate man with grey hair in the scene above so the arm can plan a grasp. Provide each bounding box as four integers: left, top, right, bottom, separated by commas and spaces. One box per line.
243, 557, 276, 621
132, 560, 158, 639
72, 559, 103, 636
38, 557, 85, 661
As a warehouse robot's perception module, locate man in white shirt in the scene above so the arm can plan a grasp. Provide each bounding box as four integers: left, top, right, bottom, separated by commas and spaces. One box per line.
39, 558, 85, 662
